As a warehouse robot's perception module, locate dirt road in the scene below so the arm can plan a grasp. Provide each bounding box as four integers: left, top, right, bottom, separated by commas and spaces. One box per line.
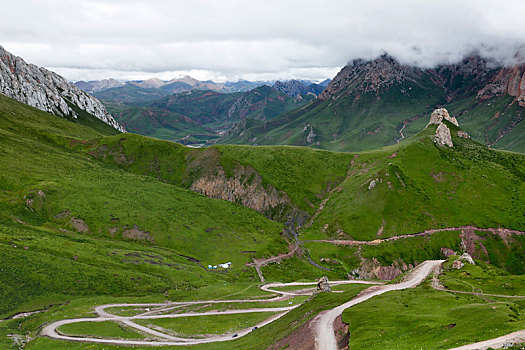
41, 279, 378, 346
41, 307, 295, 346
449, 330, 525, 350
313, 260, 444, 350
301, 226, 525, 247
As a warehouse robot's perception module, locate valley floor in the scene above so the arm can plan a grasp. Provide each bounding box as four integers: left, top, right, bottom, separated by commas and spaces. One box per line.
24, 259, 525, 350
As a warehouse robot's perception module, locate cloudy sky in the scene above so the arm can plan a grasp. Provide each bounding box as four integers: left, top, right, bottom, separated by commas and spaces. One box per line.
2, 0, 525, 82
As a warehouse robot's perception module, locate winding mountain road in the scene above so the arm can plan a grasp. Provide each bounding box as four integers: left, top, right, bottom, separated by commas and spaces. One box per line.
41, 279, 378, 347
41, 259, 525, 349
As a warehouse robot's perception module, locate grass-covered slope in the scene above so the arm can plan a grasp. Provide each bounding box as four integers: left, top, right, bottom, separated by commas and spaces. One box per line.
343, 260, 525, 349
0, 94, 288, 318
105, 102, 218, 143
75, 132, 354, 218
301, 121, 525, 241
220, 79, 445, 151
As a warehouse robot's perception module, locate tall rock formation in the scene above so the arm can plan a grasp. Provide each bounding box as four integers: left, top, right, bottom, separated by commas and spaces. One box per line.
426, 108, 469, 147
0, 45, 124, 132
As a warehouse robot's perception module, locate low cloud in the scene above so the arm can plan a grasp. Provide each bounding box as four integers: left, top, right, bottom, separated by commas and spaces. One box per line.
3, 0, 525, 81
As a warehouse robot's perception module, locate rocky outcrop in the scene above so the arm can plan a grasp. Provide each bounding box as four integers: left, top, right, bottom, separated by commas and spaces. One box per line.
302, 124, 317, 144
69, 217, 89, 233
435, 123, 454, 147
319, 54, 425, 100
427, 108, 459, 127
426, 108, 465, 147
122, 224, 154, 242
452, 260, 464, 269
190, 165, 291, 218
458, 252, 475, 265
477, 64, 525, 106
316, 276, 331, 292
452, 252, 475, 269
0, 46, 124, 131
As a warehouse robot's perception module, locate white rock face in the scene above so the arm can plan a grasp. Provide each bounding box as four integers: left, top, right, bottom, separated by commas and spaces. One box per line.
458, 252, 475, 265
435, 123, 454, 147
427, 108, 459, 127
426, 108, 466, 147
0, 46, 125, 132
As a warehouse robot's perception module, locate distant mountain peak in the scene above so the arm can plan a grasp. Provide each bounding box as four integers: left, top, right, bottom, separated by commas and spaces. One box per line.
272, 79, 325, 97
319, 53, 423, 100
74, 78, 123, 93
0, 45, 124, 132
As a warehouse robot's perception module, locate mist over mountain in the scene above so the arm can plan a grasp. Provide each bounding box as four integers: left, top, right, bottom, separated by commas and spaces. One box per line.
222, 52, 525, 153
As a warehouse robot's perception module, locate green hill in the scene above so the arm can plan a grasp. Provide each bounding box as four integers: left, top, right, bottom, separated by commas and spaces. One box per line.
0, 94, 288, 317
1, 92, 524, 348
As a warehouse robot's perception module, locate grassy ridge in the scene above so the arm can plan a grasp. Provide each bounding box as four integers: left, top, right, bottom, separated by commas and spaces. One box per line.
301, 124, 525, 242
0, 95, 287, 318
80, 133, 354, 216
344, 284, 525, 349
344, 262, 525, 349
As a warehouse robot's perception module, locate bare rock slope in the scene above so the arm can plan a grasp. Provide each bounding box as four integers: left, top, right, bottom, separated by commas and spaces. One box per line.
0, 45, 124, 132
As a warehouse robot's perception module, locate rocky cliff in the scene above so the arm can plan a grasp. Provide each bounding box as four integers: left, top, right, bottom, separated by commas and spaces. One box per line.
318, 54, 426, 100
190, 165, 291, 216
185, 148, 297, 221
0, 46, 124, 132
477, 64, 525, 106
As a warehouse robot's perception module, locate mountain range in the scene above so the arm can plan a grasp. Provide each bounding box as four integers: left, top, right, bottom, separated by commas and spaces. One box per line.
76, 76, 329, 95
221, 54, 525, 153
96, 80, 326, 144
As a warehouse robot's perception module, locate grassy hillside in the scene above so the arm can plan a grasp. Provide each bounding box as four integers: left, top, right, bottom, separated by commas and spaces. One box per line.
74, 133, 354, 218
105, 102, 219, 143
300, 122, 525, 241
343, 261, 525, 349
0, 94, 288, 318
1, 92, 525, 348
220, 79, 445, 151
